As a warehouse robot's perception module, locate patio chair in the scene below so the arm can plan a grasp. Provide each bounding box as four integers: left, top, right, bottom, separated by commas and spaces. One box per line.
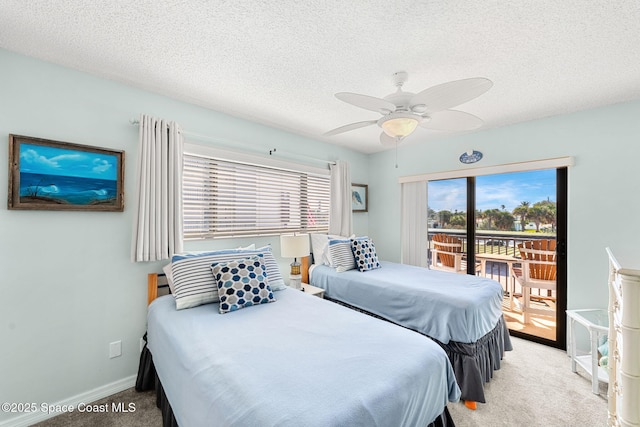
430, 234, 481, 275
511, 239, 557, 324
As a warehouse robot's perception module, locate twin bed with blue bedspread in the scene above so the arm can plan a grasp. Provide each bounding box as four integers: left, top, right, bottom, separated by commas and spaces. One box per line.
139, 245, 461, 426
310, 260, 512, 405
147, 289, 459, 426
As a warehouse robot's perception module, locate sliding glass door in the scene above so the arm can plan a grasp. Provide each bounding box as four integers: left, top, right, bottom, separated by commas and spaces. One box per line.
428, 168, 567, 348
427, 178, 472, 274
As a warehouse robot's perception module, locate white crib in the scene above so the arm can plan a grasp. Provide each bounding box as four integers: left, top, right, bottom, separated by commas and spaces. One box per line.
607, 248, 640, 427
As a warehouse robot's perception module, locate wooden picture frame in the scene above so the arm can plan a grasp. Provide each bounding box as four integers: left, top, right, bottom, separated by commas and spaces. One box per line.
8, 134, 124, 211
351, 183, 368, 212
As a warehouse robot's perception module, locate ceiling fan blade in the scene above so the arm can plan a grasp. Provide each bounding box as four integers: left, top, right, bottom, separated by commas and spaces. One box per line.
336, 92, 397, 114
411, 78, 493, 113
324, 120, 377, 136
421, 110, 484, 131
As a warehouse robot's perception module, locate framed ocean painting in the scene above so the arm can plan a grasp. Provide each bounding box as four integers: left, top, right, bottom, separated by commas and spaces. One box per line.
8, 135, 124, 211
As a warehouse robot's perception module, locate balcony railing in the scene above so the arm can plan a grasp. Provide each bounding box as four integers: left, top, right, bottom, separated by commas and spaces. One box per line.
428, 229, 557, 286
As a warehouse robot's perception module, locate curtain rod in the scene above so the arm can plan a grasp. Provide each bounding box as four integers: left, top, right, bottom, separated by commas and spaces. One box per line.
129, 118, 335, 167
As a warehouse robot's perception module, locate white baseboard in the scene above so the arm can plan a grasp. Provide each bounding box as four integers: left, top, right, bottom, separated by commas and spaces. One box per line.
0, 375, 136, 427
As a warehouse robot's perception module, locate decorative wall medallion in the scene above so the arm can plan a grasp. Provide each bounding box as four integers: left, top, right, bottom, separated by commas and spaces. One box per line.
459, 150, 483, 164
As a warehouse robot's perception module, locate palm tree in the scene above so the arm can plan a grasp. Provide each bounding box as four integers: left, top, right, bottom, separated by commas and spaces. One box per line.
449, 213, 466, 229
527, 205, 546, 232
512, 201, 530, 231
438, 210, 453, 228
475, 209, 484, 229
533, 200, 557, 232
483, 209, 501, 229
495, 211, 515, 230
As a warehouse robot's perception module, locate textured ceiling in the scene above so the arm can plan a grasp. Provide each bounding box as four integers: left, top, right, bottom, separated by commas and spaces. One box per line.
1, 1, 639, 153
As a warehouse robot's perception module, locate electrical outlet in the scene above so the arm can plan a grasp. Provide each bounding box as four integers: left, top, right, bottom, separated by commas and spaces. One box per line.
109, 340, 122, 358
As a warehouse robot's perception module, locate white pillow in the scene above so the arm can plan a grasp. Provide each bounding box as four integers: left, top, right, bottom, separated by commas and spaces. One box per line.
162, 263, 175, 294
237, 243, 256, 250
310, 233, 330, 265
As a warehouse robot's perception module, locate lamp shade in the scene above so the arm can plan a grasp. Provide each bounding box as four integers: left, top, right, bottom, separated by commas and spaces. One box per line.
280, 234, 310, 258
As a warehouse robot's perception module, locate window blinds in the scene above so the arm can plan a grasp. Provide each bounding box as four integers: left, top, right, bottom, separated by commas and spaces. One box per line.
183, 154, 330, 239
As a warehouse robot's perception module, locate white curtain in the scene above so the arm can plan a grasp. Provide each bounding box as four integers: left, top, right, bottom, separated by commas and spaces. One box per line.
401, 181, 427, 267
329, 160, 352, 237
131, 114, 184, 262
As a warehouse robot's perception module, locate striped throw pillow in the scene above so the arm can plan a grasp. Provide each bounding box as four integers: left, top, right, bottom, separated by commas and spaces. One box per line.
327, 239, 356, 272
170, 246, 284, 310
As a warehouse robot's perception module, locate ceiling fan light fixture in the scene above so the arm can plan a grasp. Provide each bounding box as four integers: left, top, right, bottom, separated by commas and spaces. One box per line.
378, 113, 420, 138
325, 72, 491, 142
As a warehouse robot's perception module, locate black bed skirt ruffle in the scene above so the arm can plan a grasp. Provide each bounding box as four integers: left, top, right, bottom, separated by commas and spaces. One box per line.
432, 315, 513, 403
135, 345, 178, 427
136, 345, 456, 427
155, 371, 179, 427
326, 297, 513, 404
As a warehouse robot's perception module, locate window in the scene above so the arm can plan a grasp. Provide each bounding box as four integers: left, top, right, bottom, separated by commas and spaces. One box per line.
183, 148, 330, 239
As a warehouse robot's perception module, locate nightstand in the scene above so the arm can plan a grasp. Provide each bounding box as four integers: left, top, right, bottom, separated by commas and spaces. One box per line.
301, 283, 325, 299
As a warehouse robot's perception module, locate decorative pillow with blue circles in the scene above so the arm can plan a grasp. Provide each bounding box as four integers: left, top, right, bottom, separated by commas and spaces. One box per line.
350, 238, 381, 272
211, 255, 276, 314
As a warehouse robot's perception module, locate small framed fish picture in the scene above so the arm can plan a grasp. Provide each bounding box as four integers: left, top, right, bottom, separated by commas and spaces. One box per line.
8, 134, 124, 211
351, 183, 368, 212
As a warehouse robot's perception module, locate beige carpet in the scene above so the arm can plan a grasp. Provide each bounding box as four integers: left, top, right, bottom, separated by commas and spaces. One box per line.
34, 336, 607, 427
31, 388, 160, 427
448, 336, 608, 426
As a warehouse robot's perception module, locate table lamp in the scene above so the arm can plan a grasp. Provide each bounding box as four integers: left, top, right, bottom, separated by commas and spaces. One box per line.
280, 234, 310, 290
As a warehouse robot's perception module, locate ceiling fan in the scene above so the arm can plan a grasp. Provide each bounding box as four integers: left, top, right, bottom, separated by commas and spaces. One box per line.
324, 71, 492, 146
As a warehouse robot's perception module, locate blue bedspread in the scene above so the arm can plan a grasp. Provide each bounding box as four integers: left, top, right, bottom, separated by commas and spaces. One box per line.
310, 261, 505, 344
148, 289, 460, 427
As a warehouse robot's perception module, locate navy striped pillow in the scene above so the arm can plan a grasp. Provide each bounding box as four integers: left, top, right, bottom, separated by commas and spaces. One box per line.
327, 239, 356, 272
170, 246, 284, 310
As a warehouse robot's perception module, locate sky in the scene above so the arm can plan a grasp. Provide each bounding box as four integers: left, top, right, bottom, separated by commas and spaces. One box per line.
19, 143, 118, 181
428, 169, 556, 213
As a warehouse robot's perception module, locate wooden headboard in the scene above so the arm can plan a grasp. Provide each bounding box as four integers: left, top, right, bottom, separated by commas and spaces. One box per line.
148, 256, 310, 306
301, 256, 310, 284
147, 273, 171, 305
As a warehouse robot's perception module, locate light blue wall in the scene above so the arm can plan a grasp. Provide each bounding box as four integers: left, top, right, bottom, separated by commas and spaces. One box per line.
368, 100, 640, 311
0, 48, 368, 424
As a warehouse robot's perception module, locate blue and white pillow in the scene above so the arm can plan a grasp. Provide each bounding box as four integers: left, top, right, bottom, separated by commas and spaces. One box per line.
351, 238, 381, 272
170, 245, 285, 310
327, 239, 356, 272
211, 256, 276, 314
